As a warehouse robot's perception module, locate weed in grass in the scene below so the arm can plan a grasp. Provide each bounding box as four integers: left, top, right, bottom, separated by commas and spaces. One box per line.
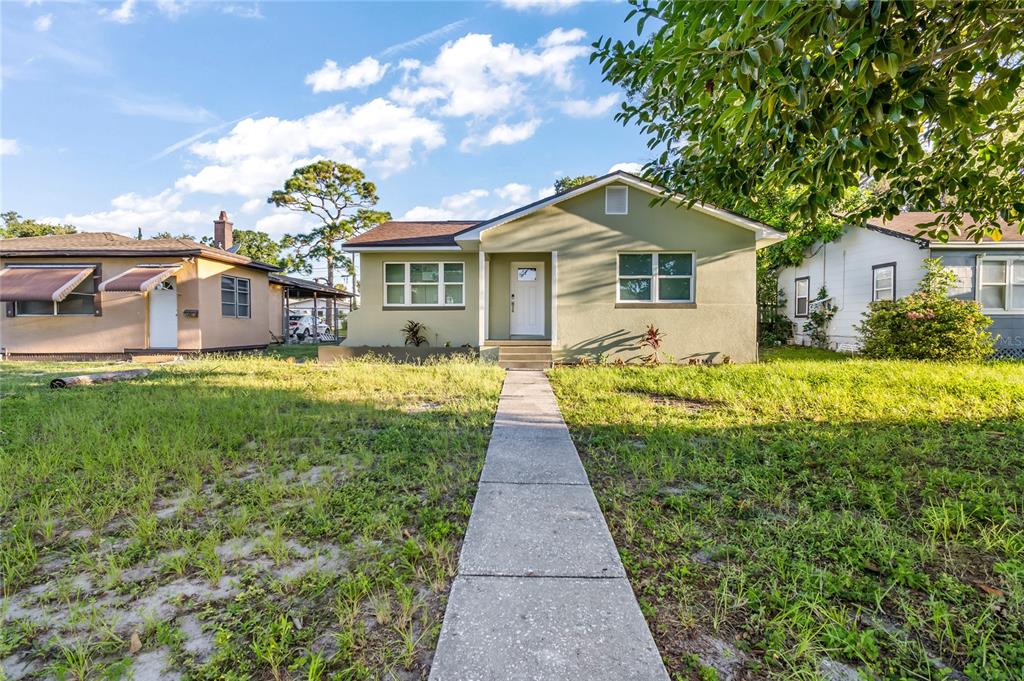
549, 347, 1024, 679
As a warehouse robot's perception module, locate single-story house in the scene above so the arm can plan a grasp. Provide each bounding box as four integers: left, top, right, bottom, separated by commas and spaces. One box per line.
340, 171, 786, 367
0, 213, 343, 358
776, 213, 1024, 359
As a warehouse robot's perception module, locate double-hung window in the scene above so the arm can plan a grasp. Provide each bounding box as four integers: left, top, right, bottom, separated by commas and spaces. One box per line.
384, 262, 464, 307
617, 252, 694, 303
221, 275, 250, 318
794, 277, 810, 317
979, 257, 1024, 312
872, 263, 896, 301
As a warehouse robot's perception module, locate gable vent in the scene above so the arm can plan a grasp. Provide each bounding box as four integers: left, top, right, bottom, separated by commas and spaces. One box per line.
605, 186, 628, 215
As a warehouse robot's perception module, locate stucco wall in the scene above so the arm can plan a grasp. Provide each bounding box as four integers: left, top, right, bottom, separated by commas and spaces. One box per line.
345, 251, 480, 347
268, 283, 285, 339
196, 258, 273, 349
0, 255, 201, 354
0, 255, 273, 354
482, 184, 760, 363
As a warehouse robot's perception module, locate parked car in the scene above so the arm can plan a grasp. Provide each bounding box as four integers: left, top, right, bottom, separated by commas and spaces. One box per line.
288, 314, 328, 340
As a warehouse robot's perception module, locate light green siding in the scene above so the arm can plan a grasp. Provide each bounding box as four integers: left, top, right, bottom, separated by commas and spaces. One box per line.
345, 251, 479, 347
345, 182, 760, 362
481, 184, 758, 363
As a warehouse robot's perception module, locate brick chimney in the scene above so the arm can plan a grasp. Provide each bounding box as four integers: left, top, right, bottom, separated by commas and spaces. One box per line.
213, 211, 233, 250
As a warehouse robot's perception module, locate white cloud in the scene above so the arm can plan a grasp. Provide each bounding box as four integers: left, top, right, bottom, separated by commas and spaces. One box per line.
33, 14, 53, 32
240, 198, 265, 214
55, 189, 209, 235
1, 138, 21, 156
176, 98, 445, 195
102, 0, 137, 24
156, 0, 188, 19
112, 95, 214, 124
539, 27, 586, 47
609, 162, 643, 174
149, 113, 256, 162
379, 19, 468, 58
500, 0, 583, 12
460, 118, 541, 151
402, 181, 549, 220
305, 57, 389, 93
255, 212, 314, 237
222, 4, 264, 19
560, 92, 619, 118
392, 31, 588, 118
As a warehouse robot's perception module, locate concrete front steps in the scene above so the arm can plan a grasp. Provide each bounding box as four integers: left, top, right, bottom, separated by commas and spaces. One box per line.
484, 340, 553, 369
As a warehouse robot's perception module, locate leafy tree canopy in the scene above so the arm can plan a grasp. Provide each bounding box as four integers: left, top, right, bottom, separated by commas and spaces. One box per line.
596, 0, 1024, 242
554, 175, 598, 193
231, 229, 283, 267
1, 211, 77, 239
270, 161, 389, 308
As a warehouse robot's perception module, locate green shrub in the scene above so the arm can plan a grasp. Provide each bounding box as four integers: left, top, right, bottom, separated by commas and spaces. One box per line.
803, 286, 838, 348
858, 259, 995, 361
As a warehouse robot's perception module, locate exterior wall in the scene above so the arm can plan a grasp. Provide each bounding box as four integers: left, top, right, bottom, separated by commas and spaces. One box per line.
0, 255, 273, 354
196, 258, 273, 349
487, 252, 552, 339
937, 248, 1024, 353
0, 255, 200, 354
482, 183, 760, 363
344, 251, 480, 347
268, 283, 285, 339
776, 226, 927, 349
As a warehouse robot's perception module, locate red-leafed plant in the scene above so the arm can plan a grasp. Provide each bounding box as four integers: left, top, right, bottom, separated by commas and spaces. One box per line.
639, 324, 666, 364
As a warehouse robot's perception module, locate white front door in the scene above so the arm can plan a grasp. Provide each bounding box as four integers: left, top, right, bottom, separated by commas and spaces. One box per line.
510, 261, 545, 336
149, 278, 178, 348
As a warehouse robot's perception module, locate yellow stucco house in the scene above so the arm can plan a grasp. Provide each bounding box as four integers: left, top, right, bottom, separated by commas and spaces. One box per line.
342, 172, 785, 367
0, 213, 344, 358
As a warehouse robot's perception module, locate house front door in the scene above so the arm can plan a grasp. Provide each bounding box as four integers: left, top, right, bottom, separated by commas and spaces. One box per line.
510, 261, 545, 336
149, 278, 178, 348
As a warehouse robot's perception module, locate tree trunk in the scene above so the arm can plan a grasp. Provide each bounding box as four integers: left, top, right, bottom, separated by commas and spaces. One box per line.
50, 369, 151, 389
325, 256, 335, 329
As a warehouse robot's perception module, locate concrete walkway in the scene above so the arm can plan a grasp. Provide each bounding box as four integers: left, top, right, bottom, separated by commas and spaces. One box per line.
430, 370, 669, 681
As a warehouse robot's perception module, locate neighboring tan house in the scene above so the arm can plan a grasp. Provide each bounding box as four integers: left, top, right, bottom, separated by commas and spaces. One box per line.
341, 171, 786, 367
0, 213, 288, 358
776, 213, 1024, 359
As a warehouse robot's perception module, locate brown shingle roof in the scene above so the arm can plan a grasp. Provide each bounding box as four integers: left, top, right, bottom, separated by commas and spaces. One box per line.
0, 232, 279, 270
869, 212, 1023, 243
344, 221, 480, 248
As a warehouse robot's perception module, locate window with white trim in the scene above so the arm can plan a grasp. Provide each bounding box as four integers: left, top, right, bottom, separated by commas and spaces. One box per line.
794, 277, 810, 317
221, 276, 250, 318
605, 186, 628, 215
384, 262, 464, 306
14, 275, 97, 316
872, 263, 896, 301
617, 252, 694, 303
979, 257, 1024, 312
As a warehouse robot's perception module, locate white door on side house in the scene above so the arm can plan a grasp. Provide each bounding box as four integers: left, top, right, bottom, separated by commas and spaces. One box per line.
149, 278, 178, 348
510, 261, 545, 336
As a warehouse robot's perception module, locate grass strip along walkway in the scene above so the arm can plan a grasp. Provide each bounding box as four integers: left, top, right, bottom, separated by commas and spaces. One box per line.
429, 370, 668, 680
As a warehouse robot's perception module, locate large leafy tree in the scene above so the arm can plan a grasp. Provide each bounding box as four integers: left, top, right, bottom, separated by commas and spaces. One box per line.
595, 0, 1024, 241
1, 211, 77, 239
269, 161, 389, 319
231, 229, 284, 267
554, 175, 598, 193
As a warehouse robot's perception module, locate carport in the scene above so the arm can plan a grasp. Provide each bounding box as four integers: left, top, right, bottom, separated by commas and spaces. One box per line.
269, 273, 354, 343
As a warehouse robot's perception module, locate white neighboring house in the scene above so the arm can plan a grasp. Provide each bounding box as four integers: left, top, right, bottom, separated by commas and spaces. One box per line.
776, 212, 1024, 358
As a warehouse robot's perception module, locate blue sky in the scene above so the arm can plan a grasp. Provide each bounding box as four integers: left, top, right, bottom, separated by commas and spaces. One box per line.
1, 0, 650, 257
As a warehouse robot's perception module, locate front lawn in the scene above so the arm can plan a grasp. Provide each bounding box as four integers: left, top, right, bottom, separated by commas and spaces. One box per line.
549, 348, 1024, 680
1, 356, 502, 680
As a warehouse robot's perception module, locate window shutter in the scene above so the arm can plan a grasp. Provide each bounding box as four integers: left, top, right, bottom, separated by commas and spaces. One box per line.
605, 186, 628, 215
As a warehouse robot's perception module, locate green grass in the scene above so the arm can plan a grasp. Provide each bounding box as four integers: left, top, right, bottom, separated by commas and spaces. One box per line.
549, 348, 1024, 680
0, 354, 502, 680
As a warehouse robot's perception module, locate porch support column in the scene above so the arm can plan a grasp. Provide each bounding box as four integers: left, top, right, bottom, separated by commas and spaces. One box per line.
478, 249, 486, 347
551, 250, 558, 346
